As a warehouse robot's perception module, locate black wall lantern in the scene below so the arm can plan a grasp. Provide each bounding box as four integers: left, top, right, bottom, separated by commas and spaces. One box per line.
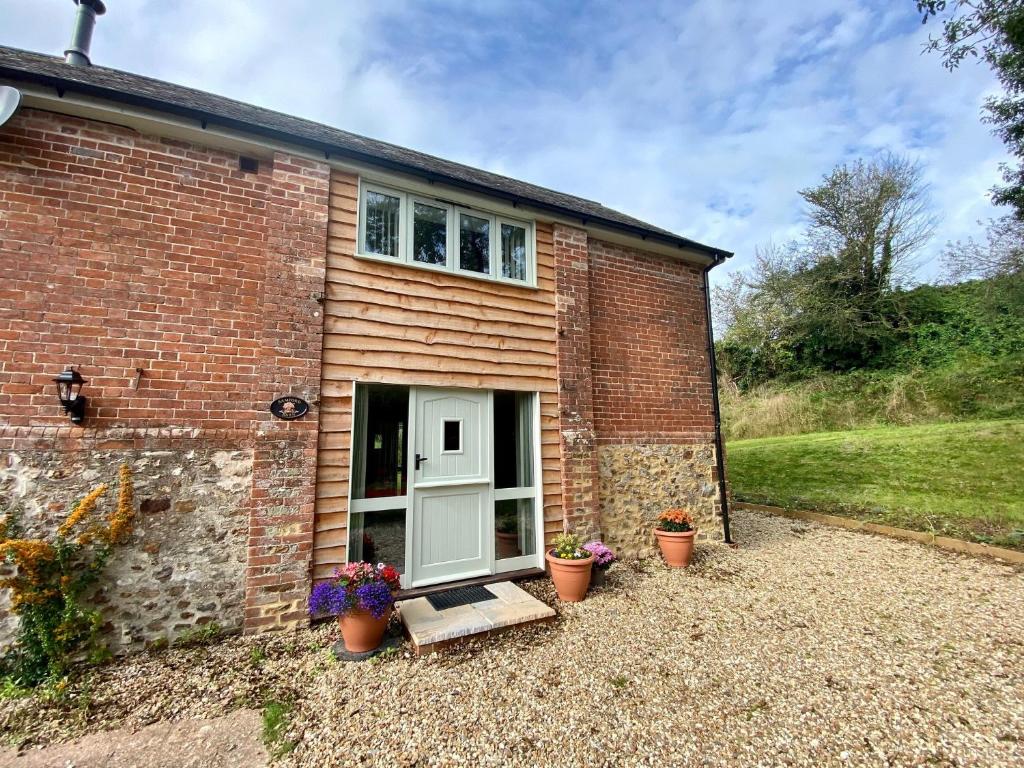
53, 367, 88, 424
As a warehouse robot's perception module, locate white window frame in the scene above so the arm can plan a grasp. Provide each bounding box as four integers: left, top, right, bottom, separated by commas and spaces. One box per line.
358, 183, 407, 261
407, 195, 453, 273
455, 207, 495, 279
357, 178, 536, 288
440, 417, 464, 455
496, 217, 531, 284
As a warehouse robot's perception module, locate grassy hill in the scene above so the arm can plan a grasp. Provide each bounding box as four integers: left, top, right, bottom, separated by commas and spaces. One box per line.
720, 354, 1024, 441
719, 275, 1024, 549
727, 420, 1024, 550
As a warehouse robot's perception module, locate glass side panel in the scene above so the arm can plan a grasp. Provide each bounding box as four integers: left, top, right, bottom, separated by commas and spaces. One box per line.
494, 391, 533, 489
363, 190, 401, 258
459, 212, 490, 274
354, 385, 408, 499
349, 508, 406, 574
412, 201, 447, 265
501, 223, 527, 281
494, 498, 536, 560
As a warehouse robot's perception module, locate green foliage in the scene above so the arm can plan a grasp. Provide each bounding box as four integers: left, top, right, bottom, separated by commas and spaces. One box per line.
919, 1, 1024, 218
0, 676, 31, 701
173, 623, 222, 648
608, 674, 629, 689
716, 154, 935, 385
721, 355, 1024, 440
720, 272, 1024, 390
249, 645, 267, 667
884, 276, 1024, 368
0, 465, 136, 687
550, 532, 586, 560
262, 699, 297, 760
728, 419, 1024, 550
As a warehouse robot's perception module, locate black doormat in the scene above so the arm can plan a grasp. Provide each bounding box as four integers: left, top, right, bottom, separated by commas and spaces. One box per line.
426, 584, 497, 611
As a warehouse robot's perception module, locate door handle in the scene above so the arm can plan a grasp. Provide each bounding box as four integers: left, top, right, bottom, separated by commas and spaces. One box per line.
415, 453, 428, 470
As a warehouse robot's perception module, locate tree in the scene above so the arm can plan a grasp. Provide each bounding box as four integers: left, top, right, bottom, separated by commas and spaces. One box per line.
715, 154, 935, 385
918, 1, 1024, 218
942, 215, 1024, 281
799, 154, 934, 292
793, 155, 934, 370
713, 242, 805, 382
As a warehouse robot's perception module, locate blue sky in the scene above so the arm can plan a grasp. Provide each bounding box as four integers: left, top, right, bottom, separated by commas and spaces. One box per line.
2, 0, 1007, 286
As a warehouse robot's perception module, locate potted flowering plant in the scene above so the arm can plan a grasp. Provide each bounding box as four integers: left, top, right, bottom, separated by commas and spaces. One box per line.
654, 508, 697, 568
545, 532, 594, 602
309, 561, 401, 653
582, 540, 616, 588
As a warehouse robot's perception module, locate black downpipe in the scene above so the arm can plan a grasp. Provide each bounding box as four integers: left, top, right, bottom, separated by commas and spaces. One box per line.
702, 258, 732, 544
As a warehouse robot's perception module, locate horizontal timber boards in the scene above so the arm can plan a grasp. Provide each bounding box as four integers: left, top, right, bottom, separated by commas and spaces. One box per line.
311, 169, 563, 575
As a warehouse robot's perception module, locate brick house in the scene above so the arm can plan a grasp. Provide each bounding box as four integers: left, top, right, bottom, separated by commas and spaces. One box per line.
0, 43, 732, 649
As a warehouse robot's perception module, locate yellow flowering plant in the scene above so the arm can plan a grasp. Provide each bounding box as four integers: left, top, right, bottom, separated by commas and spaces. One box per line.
0, 463, 136, 686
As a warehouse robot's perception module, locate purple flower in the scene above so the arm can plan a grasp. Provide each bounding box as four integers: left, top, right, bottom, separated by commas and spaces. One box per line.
583, 540, 616, 569
309, 560, 401, 618
355, 581, 395, 619
308, 582, 352, 617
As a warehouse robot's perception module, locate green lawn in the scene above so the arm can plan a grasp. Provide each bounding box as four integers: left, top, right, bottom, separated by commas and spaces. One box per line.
727, 419, 1024, 550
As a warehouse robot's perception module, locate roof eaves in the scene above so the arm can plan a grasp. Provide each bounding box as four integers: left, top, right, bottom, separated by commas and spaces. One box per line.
0, 57, 734, 260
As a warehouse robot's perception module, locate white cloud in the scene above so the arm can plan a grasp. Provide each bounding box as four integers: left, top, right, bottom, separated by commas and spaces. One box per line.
1, 0, 1008, 287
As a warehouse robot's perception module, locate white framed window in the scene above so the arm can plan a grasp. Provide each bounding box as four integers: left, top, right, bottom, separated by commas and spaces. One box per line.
457, 209, 492, 277
359, 184, 405, 259
441, 418, 463, 454
357, 179, 535, 287
409, 197, 450, 269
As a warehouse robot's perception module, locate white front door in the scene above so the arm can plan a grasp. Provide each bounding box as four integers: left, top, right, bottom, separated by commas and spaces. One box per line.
408, 387, 491, 586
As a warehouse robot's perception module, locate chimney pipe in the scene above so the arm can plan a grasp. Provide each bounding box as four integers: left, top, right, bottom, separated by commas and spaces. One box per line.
64, 0, 107, 66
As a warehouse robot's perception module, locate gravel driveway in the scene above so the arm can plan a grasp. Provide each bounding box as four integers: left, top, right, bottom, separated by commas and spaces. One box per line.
2, 508, 1022, 767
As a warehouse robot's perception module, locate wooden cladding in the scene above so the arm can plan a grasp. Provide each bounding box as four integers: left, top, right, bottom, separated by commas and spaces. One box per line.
311, 170, 562, 579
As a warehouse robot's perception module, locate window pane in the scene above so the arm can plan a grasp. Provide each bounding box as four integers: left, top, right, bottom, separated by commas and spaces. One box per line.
354, 385, 408, 499
413, 202, 447, 265
349, 508, 406, 574
495, 498, 535, 560
363, 190, 401, 257
494, 391, 533, 489
459, 213, 490, 274
501, 223, 527, 281
443, 419, 461, 452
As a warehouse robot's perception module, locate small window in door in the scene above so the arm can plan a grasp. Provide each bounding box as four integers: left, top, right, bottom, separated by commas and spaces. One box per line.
442, 418, 462, 453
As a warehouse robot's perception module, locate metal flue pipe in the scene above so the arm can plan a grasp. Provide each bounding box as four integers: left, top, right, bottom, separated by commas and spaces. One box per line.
64, 0, 107, 66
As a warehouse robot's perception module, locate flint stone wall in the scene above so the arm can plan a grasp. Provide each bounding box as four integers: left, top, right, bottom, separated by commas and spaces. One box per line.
598, 443, 721, 559
0, 448, 251, 653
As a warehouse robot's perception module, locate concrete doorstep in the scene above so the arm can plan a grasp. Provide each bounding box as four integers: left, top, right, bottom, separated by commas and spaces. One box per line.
397, 581, 556, 654
734, 501, 1024, 565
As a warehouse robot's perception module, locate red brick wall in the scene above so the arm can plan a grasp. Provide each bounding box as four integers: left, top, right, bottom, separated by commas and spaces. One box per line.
588, 238, 714, 445
0, 109, 272, 427
0, 108, 329, 634
553, 223, 599, 539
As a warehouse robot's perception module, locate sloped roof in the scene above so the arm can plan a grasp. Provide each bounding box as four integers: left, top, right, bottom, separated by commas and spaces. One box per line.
0, 45, 731, 259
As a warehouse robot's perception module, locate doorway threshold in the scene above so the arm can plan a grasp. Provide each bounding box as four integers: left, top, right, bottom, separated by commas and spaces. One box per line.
397, 567, 545, 601
397, 580, 555, 655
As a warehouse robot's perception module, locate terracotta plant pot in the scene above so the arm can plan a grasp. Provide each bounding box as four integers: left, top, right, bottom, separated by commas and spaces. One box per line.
654, 528, 697, 568
338, 607, 391, 653
495, 531, 520, 560
545, 550, 594, 602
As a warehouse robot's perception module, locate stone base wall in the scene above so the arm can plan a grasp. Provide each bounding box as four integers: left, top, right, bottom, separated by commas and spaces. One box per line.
0, 448, 251, 654
597, 443, 721, 559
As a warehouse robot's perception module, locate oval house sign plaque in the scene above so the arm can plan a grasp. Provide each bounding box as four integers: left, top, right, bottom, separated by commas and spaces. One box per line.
270, 396, 309, 420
